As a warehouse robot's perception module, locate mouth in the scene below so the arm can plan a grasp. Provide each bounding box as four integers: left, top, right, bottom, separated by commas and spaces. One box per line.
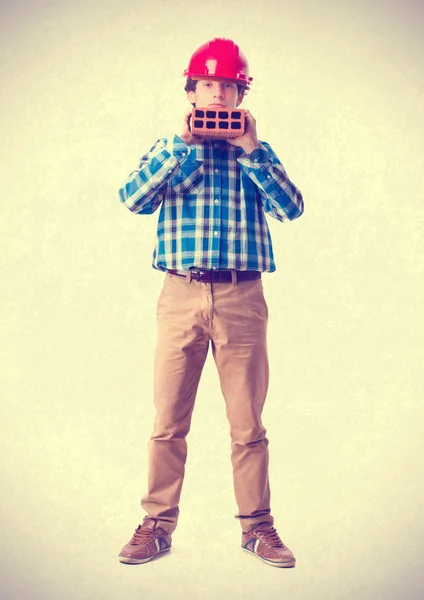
209, 103, 226, 107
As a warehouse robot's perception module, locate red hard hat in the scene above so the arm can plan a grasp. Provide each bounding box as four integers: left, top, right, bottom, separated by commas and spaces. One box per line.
184, 38, 252, 88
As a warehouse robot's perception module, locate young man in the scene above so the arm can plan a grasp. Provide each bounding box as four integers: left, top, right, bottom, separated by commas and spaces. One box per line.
118, 38, 304, 568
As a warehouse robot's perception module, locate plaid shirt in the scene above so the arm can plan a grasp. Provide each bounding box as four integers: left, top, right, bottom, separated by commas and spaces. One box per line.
119, 135, 304, 272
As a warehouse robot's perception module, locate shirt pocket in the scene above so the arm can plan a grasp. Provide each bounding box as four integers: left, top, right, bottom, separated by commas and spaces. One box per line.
170, 160, 204, 194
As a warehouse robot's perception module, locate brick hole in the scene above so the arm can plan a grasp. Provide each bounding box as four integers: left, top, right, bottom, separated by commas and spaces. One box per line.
193, 120, 204, 128
206, 121, 216, 129
195, 110, 205, 118
231, 122, 241, 129
232, 111, 241, 119
206, 110, 216, 118
218, 122, 229, 129
218, 111, 229, 119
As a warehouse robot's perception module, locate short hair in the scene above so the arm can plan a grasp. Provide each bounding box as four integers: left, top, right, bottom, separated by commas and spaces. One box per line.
184, 77, 247, 96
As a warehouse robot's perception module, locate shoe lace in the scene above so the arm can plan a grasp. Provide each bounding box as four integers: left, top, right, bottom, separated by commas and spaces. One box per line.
130, 525, 156, 546
255, 526, 285, 548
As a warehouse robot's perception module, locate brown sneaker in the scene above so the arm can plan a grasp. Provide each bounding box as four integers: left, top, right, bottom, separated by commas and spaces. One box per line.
242, 522, 296, 568
118, 518, 172, 564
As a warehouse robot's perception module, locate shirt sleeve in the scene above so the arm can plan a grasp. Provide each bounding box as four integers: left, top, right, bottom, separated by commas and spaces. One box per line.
118, 135, 192, 214
237, 141, 304, 222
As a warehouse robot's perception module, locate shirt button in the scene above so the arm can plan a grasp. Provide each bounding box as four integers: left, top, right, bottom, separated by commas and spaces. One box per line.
214, 168, 219, 173
213, 231, 219, 237
214, 199, 219, 204
267, 174, 271, 179
254, 158, 259, 162
181, 152, 186, 156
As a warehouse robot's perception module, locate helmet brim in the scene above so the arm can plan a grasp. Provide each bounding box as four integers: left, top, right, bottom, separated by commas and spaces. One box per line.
185, 74, 252, 88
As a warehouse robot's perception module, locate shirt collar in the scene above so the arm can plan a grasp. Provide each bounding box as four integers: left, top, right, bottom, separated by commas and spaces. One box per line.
188, 140, 244, 160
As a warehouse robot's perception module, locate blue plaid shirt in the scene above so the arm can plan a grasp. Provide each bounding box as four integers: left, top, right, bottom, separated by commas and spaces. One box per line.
119, 135, 304, 272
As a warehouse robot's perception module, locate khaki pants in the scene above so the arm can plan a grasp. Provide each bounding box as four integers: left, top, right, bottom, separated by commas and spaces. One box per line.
141, 272, 274, 533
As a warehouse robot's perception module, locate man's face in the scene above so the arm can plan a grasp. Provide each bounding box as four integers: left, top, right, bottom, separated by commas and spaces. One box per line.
187, 79, 244, 109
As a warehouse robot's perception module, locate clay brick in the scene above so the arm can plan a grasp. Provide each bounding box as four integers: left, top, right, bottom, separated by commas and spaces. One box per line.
190, 107, 246, 139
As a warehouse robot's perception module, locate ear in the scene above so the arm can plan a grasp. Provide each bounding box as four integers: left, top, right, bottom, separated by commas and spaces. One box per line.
187, 90, 196, 105
236, 90, 245, 107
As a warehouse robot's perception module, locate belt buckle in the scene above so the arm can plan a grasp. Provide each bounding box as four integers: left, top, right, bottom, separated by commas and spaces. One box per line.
194, 269, 202, 282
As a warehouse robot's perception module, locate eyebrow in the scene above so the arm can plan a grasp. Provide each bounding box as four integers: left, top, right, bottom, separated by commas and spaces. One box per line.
199, 80, 235, 86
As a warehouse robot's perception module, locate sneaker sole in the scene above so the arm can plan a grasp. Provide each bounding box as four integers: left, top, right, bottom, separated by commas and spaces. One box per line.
118, 547, 171, 565
242, 547, 296, 568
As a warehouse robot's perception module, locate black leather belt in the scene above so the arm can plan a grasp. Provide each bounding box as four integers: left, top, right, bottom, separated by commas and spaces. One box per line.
166, 269, 261, 283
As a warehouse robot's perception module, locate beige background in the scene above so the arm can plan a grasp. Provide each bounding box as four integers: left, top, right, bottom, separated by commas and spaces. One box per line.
1, 0, 423, 598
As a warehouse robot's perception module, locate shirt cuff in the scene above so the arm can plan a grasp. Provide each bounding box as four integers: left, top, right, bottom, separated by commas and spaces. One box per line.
237, 143, 270, 167
167, 134, 192, 159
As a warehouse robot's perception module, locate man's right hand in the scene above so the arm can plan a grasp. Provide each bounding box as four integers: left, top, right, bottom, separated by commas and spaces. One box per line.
179, 109, 205, 145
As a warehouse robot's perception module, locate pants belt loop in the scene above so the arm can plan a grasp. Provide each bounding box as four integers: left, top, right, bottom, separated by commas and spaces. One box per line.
188, 270, 193, 284
231, 269, 237, 286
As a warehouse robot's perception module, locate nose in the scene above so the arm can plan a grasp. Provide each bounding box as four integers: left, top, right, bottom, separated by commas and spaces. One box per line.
213, 83, 224, 98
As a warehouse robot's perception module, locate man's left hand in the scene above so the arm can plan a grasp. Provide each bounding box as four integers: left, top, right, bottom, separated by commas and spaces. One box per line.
226, 109, 260, 154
